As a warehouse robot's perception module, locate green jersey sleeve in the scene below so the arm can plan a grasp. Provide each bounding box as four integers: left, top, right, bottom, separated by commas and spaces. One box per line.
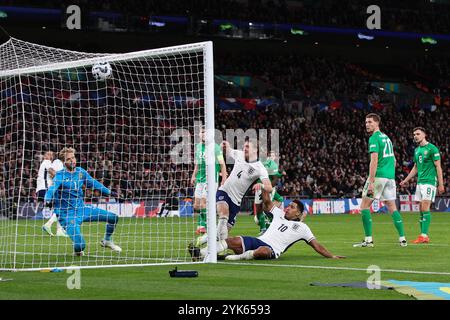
215, 143, 224, 162
264, 159, 280, 176
368, 135, 379, 154
432, 145, 441, 161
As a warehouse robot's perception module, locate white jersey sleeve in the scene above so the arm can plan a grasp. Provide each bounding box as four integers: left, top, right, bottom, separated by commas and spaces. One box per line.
258, 164, 269, 181
258, 206, 316, 257
36, 160, 53, 192
266, 204, 283, 218
51, 159, 64, 172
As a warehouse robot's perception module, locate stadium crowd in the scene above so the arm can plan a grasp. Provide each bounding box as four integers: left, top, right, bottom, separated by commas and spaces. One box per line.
215, 106, 449, 198
409, 55, 450, 90
1, 99, 448, 203
3, 0, 450, 34
215, 53, 374, 101
0, 50, 448, 203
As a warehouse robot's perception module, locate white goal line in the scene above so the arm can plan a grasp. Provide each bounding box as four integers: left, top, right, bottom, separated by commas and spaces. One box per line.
220, 262, 450, 276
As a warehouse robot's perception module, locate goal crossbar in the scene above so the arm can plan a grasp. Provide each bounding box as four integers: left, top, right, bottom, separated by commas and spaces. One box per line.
0, 38, 211, 77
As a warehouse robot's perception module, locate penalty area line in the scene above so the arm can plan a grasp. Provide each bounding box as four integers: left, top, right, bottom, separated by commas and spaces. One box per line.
219, 262, 450, 276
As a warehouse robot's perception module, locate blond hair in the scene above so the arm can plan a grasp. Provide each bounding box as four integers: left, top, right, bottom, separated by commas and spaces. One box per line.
59, 147, 76, 161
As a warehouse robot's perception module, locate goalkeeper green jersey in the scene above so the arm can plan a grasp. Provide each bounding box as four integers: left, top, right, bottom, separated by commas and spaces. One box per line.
414, 143, 441, 186
195, 143, 223, 183
368, 131, 396, 179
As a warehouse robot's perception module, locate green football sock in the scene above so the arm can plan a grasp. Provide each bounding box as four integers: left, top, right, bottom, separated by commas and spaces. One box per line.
419, 212, 424, 234
391, 210, 405, 237
257, 212, 266, 231
421, 211, 431, 236
361, 209, 372, 237
199, 209, 207, 228
265, 219, 271, 230
195, 209, 201, 226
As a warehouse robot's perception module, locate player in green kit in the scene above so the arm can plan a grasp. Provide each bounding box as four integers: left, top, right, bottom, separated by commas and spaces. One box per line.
254, 151, 290, 235
191, 127, 228, 234
400, 127, 445, 244
354, 113, 407, 247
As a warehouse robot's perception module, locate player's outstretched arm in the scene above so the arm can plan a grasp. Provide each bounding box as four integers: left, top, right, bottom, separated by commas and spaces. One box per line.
82, 168, 111, 196
48, 168, 56, 179
434, 159, 445, 194
253, 183, 273, 212
308, 239, 346, 259
221, 140, 231, 153
400, 164, 417, 187
221, 140, 239, 160
218, 157, 228, 185
190, 164, 198, 186
261, 178, 273, 194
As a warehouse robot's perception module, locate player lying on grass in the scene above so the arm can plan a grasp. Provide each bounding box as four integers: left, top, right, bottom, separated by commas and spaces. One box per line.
190, 183, 345, 261
44, 147, 122, 256
195, 138, 271, 248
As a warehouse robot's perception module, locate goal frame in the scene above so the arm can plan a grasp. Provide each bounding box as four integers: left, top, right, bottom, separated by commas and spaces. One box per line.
0, 39, 217, 271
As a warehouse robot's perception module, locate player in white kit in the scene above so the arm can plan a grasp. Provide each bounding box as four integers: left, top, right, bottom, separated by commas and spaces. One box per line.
215, 139, 273, 241
217, 183, 346, 260
37, 151, 67, 237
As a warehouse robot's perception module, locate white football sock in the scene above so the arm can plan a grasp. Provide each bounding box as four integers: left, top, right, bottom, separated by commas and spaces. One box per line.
399, 236, 406, 242
225, 250, 255, 261
56, 222, 66, 233
197, 233, 208, 246
200, 240, 228, 257
365, 236, 373, 243
217, 217, 229, 240
217, 240, 228, 253
45, 213, 58, 227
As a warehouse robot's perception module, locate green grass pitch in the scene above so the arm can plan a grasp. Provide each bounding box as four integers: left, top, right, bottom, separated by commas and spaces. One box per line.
1, 212, 449, 300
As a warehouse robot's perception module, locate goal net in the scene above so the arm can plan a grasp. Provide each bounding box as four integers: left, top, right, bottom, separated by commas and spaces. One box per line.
0, 37, 217, 271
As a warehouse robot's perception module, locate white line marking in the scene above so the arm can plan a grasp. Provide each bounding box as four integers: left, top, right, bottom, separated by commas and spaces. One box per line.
219, 262, 450, 276
318, 241, 450, 247
0, 250, 189, 263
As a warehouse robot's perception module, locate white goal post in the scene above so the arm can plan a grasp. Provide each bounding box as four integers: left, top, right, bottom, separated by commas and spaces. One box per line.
0, 37, 217, 271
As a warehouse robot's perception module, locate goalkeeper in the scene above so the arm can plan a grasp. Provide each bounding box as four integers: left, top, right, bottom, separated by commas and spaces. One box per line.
44, 147, 122, 256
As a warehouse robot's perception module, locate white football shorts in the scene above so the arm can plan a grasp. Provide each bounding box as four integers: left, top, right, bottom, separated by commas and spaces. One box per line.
414, 184, 437, 202
194, 182, 218, 199
362, 177, 396, 201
